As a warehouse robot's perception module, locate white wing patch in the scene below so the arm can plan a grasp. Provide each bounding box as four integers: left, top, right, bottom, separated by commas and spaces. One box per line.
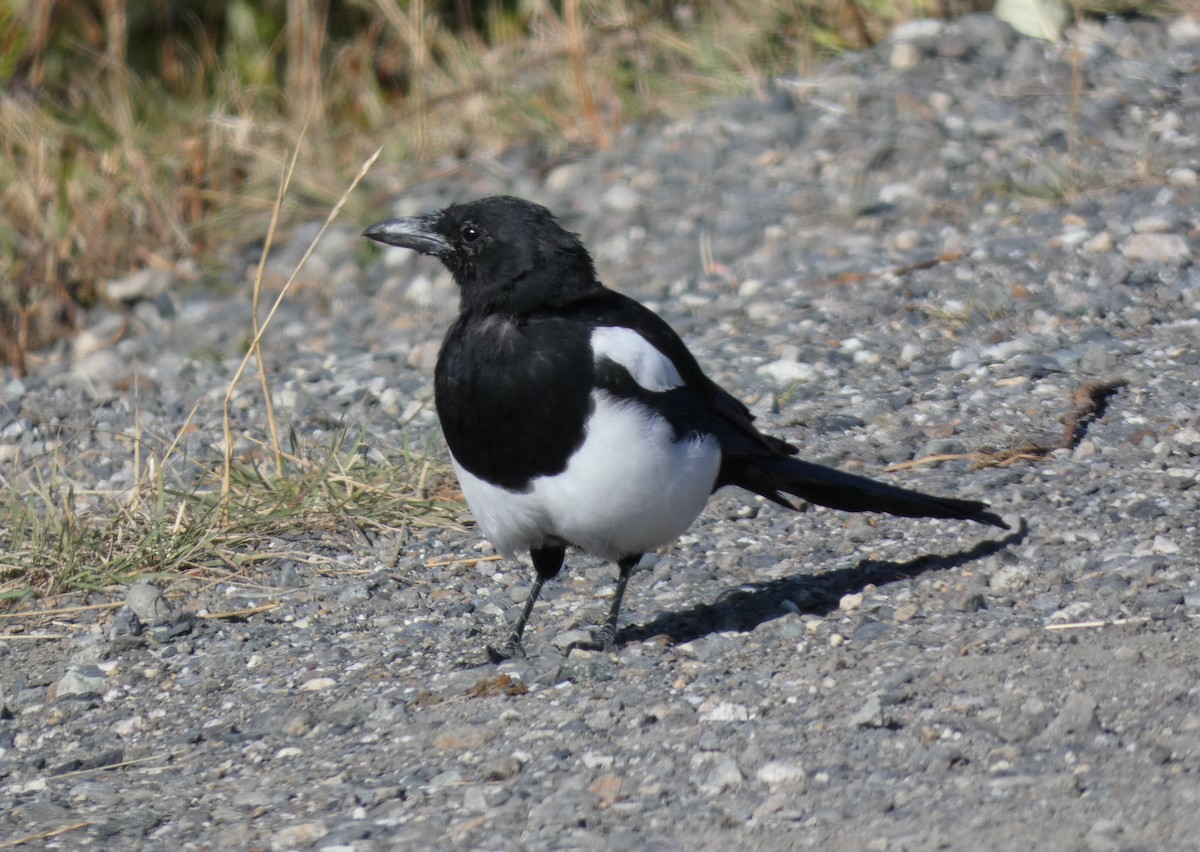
590, 326, 683, 392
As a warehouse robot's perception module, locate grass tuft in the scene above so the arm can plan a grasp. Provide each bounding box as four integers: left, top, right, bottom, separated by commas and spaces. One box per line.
0, 424, 461, 605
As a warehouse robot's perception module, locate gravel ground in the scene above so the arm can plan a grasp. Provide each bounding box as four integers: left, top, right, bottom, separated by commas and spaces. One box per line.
4, 13, 1200, 851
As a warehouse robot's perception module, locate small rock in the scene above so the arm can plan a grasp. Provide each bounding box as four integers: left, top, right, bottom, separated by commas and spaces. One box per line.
989, 562, 1035, 595
892, 229, 922, 251
151, 613, 195, 643
581, 752, 614, 769
126, 583, 172, 622
839, 592, 864, 612
335, 583, 369, 605
852, 621, 889, 643
701, 754, 744, 794
55, 665, 107, 700
482, 756, 523, 781
300, 677, 336, 691
1119, 233, 1191, 265
434, 726, 496, 750
269, 820, 328, 851
1167, 167, 1199, 187
552, 628, 595, 650
112, 715, 145, 738
700, 702, 749, 722
849, 693, 889, 728
108, 607, 143, 642
281, 713, 315, 737
586, 705, 620, 733
1082, 231, 1114, 253
1132, 215, 1177, 234
589, 773, 625, 808
952, 591, 986, 613
757, 360, 817, 384
756, 760, 806, 787
1171, 427, 1200, 454
1151, 535, 1181, 555
1044, 692, 1100, 739
890, 42, 922, 70
601, 185, 642, 213
1085, 817, 1125, 852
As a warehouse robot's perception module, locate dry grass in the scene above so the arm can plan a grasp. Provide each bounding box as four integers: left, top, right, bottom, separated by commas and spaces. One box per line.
0, 144, 458, 606
0, 0, 956, 373
0, 417, 461, 604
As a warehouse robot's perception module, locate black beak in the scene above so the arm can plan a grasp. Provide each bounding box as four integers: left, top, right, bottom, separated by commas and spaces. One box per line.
362, 213, 449, 256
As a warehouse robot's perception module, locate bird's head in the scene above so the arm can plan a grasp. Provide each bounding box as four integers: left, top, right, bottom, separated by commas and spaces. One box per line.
363, 195, 600, 315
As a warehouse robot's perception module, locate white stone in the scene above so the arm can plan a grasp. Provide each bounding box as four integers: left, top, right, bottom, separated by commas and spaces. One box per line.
1120, 233, 1191, 265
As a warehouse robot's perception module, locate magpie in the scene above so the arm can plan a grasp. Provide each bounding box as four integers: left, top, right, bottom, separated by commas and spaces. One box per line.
364, 195, 1009, 661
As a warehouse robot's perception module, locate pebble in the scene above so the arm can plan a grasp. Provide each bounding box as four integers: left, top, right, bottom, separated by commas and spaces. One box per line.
1119, 233, 1192, 265
125, 583, 172, 622
299, 677, 336, 691
269, 820, 328, 851
700, 702, 750, 723
989, 562, 1036, 594
1083, 232, 1114, 253
756, 760, 806, 787
849, 693, 889, 729
757, 359, 818, 384
1171, 427, 1200, 454
700, 753, 744, 794
54, 665, 107, 700
601, 185, 642, 212
1042, 693, 1101, 740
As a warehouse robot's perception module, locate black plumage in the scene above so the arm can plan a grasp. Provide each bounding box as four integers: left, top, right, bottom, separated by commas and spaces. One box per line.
364, 195, 1008, 660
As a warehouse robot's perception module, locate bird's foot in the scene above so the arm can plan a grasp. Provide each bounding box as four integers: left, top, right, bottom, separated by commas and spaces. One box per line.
565, 625, 619, 655
485, 639, 526, 663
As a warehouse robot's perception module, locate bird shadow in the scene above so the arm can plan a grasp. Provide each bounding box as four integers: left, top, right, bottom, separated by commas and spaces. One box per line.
618, 518, 1029, 647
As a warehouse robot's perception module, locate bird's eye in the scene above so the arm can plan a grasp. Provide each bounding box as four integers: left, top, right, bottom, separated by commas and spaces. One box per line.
461, 224, 481, 243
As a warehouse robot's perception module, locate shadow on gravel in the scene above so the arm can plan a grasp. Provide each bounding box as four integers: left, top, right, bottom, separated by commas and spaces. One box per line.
620, 518, 1029, 647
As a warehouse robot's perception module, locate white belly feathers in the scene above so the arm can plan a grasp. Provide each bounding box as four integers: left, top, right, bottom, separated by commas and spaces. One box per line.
451, 325, 721, 560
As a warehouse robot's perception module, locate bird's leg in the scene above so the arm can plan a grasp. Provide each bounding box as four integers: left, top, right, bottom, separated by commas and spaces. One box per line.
486, 576, 544, 663
486, 543, 565, 662
575, 553, 640, 654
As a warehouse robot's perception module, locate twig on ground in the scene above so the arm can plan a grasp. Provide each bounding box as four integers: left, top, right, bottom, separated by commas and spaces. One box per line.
1045, 616, 1149, 631
0, 821, 96, 849
886, 378, 1128, 473
198, 602, 283, 620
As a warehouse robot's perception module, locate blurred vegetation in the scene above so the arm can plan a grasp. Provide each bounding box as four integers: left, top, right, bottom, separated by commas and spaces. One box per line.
0, 0, 1187, 374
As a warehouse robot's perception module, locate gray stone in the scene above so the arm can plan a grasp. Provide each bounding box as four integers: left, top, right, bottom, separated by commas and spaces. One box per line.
125, 583, 172, 622
55, 665, 107, 700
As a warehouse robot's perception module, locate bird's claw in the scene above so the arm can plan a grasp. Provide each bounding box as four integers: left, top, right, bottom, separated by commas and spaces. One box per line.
485, 639, 525, 663
565, 626, 619, 655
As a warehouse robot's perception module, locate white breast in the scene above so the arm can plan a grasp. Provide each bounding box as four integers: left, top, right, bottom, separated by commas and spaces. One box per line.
453, 390, 720, 561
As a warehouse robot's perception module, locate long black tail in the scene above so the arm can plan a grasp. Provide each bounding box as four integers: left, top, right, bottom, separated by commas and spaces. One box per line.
727, 456, 1009, 530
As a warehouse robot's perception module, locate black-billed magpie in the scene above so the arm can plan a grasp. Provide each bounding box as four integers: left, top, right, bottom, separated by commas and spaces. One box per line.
364, 196, 1008, 661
